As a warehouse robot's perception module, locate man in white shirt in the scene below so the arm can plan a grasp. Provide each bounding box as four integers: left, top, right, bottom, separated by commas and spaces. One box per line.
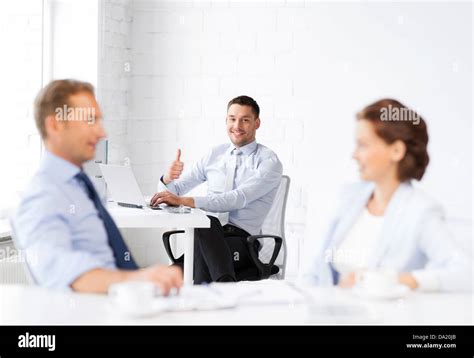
150, 96, 283, 283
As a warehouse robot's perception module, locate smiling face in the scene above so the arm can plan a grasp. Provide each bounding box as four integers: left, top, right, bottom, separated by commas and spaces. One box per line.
45, 91, 106, 167
352, 119, 406, 183
226, 103, 260, 147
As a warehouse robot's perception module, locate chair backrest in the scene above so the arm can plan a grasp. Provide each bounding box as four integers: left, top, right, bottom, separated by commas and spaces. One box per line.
258, 175, 290, 279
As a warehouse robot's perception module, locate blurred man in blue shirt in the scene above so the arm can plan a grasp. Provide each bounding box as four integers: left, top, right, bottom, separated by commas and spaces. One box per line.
13, 79, 182, 294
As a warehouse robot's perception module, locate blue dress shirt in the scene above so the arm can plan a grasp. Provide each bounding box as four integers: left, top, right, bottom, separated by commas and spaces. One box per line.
13, 151, 116, 290
159, 141, 283, 235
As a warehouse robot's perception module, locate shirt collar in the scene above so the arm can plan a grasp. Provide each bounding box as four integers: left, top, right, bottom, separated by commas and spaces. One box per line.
39, 150, 82, 183
227, 140, 258, 156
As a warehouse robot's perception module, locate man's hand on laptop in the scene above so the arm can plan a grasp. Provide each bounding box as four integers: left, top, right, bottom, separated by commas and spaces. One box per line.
163, 149, 183, 185
150, 191, 195, 208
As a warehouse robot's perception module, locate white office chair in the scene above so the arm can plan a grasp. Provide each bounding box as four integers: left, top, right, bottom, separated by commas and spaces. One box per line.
162, 175, 290, 281
244, 175, 290, 280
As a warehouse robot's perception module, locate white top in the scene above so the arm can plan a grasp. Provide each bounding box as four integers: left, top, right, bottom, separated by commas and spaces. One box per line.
305, 182, 472, 292
332, 207, 439, 291
333, 209, 384, 275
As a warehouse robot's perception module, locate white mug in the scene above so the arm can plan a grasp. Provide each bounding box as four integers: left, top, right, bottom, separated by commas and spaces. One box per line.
108, 281, 156, 315
357, 270, 398, 291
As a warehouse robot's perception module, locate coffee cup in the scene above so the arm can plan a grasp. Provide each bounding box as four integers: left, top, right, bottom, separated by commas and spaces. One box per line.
357, 270, 398, 291
108, 281, 156, 315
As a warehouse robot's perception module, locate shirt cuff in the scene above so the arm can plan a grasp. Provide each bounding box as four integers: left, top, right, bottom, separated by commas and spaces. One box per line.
411, 270, 441, 292
29, 251, 112, 291
158, 176, 170, 191
159, 175, 181, 195
63, 259, 111, 290
193, 196, 208, 210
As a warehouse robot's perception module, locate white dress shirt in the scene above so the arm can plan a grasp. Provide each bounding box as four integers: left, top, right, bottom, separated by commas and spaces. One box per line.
159, 140, 283, 235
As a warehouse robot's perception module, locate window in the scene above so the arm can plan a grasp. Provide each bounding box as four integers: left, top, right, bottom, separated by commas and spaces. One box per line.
0, 0, 45, 218
0, 0, 100, 222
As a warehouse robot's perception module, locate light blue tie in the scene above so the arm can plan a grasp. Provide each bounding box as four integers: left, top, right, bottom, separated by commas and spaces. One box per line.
218, 148, 242, 225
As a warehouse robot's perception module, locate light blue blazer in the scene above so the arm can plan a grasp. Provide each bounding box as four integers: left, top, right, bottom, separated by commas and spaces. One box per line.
305, 181, 472, 292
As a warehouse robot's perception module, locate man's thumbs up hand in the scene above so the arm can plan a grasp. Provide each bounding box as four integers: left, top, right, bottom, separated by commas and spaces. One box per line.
163, 149, 184, 185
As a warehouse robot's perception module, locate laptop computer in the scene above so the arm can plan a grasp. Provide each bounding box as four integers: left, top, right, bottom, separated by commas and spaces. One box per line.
99, 164, 151, 209
98, 164, 192, 213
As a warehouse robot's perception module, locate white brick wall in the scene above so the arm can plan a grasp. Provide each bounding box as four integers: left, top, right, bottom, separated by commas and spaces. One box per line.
100, 0, 472, 276
122, 0, 310, 275
99, 0, 132, 167
100, 0, 170, 266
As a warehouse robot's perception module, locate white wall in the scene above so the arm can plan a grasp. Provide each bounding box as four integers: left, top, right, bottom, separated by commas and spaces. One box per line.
101, 0, 472, 274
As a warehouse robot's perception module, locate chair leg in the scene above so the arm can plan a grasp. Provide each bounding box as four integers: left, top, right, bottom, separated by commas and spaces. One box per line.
246, 235, 283, 279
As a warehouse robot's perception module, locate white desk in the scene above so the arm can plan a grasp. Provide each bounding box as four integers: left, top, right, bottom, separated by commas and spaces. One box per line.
0, 281, 472, 325
107, 203, 210, 285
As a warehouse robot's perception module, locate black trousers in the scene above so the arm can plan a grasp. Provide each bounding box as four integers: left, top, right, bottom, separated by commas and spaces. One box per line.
193, 215, 256, 284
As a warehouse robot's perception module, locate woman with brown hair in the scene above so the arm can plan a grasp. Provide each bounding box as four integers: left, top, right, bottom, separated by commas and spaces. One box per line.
305, 99, 471, 292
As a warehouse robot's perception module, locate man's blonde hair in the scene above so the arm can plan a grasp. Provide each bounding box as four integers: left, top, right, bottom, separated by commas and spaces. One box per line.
34, 79, 94, 139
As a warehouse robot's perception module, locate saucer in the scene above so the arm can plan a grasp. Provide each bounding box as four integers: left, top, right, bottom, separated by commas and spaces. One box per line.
353, 284, 410, 300
165, 297, 237, 312
107, 299, 168, 318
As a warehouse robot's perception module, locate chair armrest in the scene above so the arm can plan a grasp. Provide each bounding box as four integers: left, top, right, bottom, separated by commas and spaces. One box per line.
247, 235, 282, 279
162, 230, 185, 264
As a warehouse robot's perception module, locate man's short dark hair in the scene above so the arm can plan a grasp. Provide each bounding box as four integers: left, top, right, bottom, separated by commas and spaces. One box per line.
227, 95, 260, 118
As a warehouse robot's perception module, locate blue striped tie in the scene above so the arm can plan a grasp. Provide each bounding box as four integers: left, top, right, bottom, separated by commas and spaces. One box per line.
75, 171, 138, 270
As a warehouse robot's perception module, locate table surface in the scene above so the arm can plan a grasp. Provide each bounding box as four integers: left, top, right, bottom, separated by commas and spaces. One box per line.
107, 201, 209, 285
107, 202, 210, 229
0, 281, 472, 325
